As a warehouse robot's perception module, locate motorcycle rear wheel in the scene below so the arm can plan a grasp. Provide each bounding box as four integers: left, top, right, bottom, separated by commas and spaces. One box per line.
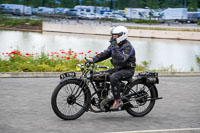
125, 80, 156, 117
51, 79, 89, 120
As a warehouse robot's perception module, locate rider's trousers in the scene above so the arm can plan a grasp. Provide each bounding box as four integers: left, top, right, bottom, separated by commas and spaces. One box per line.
109, 68, 135, 100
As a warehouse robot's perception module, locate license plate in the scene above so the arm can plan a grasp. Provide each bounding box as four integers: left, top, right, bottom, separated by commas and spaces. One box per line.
60, 72, 76, 79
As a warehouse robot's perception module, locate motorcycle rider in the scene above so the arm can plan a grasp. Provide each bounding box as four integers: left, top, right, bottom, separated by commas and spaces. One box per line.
87, 26, 136, 110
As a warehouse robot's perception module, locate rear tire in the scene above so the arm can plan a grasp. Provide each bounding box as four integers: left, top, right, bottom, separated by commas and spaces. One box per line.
125, 80, 156, 117
51, 79, 89, 120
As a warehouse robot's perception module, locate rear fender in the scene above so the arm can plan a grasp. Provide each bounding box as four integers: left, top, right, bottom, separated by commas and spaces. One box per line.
126, 78, 159, 98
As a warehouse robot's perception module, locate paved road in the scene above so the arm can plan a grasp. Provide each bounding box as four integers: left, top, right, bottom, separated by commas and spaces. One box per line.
0, 77, 200, 133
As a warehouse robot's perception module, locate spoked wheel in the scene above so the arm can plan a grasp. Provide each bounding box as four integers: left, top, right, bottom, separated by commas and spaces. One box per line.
51, 80, 89, 120
125, 80, 156, 117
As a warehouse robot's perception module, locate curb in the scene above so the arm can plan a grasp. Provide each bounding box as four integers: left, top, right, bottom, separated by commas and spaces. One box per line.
0, 72, 200, 78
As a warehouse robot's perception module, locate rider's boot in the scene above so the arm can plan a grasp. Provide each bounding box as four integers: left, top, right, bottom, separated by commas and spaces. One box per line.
110, 99, 123, 110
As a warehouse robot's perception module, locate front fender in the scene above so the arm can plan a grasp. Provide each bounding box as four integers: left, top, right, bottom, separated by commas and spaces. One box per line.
59, 77, 92, 111
60, 76, 79, 84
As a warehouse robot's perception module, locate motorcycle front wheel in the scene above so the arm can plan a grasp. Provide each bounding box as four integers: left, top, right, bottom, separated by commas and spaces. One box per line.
125, 80, 156, 117
51, 79, 89, 120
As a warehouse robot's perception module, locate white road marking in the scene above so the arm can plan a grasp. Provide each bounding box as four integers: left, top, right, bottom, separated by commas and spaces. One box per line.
107, 128, 200, 133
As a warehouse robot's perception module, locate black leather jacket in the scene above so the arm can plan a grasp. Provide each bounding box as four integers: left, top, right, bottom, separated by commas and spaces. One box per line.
93, 40, 136, 70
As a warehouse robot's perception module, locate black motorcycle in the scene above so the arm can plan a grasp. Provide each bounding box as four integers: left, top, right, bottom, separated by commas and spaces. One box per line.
51, 60, 162, 120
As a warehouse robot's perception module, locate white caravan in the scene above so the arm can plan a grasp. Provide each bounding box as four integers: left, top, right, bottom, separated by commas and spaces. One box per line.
74, 5, 109, 15
37, 7, 55, 15
125, 8, 150, 20
0, 4, 32, 15
160, 8, 187, 22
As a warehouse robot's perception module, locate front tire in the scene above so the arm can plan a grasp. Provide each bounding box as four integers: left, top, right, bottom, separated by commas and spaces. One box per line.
51, 79, 89, 120
125, 80, 156, 117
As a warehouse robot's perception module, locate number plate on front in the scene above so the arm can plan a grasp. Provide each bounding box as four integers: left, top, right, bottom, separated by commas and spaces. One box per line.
60, 72, 76, 79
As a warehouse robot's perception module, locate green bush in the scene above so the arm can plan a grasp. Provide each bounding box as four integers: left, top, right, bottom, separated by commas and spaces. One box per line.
54, 64, 70, 72
198, 20, 200, 25
19, 63, 36, 72
0, 18, 42, 27
37, 64, 52, 72
29, 20, 42, 27
0, 50, 155, 72
127, 19, 163, 24
196, 55, 200, 69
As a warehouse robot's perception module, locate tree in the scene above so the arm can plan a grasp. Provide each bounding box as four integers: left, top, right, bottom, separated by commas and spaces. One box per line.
143, 0, 160, 9
188, 0, 198, 11
60, 0, 74, 8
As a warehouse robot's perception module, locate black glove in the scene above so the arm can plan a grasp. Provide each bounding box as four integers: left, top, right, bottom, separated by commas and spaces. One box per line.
110, 38, 118, 49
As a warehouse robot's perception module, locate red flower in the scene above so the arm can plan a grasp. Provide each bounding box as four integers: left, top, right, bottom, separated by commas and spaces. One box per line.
73, 56, 77, 58
12, 56, 16, 59
25, 53, 30, 56
83, 60, 86, 63
95, 52, 98, 54
66, 57, 71, 60
88, 50, 91, 53
2, 53, 4, 55
56, 55, 59, 57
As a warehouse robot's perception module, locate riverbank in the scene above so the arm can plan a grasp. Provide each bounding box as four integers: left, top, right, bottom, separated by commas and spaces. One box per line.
1, 17, 200, 40
0, 26, 42, 32
0, 72, 200, 78
0, 17, 42, 32
43, 22, 200, 41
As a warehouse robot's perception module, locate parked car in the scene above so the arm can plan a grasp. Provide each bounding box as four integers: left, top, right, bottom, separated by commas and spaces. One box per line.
12, 8, 21, 16
187, 12, 200, 23
32, 8, 38, 15
77, 12, 87, 19
54, 8, 68, 15
37, 7, 54, 15
113, 15, 127, 21
65, 9, 78, 16
86, 13, 96, 20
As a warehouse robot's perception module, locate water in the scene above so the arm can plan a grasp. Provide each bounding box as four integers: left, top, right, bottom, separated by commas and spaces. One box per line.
0, 30, 200, 72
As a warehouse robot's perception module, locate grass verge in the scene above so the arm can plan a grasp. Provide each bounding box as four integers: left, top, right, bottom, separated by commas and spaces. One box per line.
0, 17, 42, 30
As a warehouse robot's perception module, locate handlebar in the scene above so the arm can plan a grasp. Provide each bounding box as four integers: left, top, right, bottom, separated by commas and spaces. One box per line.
85, 57, 109, 69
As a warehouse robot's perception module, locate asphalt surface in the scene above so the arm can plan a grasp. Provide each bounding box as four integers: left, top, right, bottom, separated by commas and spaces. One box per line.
0, 77, 200, 133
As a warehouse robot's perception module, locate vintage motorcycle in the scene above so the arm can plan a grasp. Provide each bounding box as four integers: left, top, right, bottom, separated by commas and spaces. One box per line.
51, 59, 162, 120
